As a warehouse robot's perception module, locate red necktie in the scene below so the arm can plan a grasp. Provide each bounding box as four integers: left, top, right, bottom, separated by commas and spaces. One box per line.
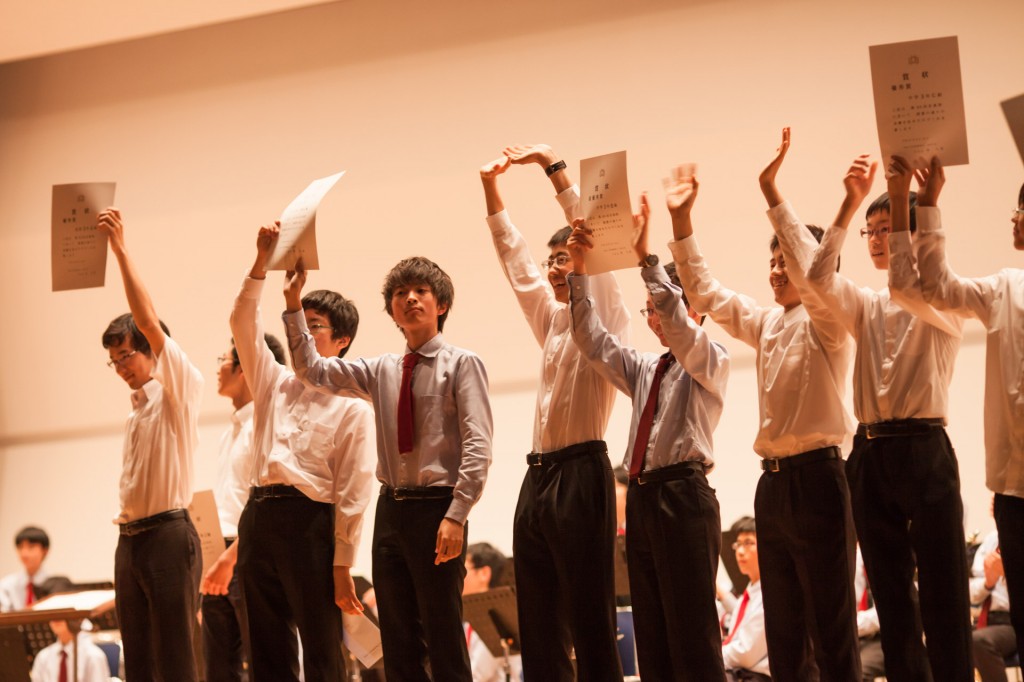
629, 353, 674, 479
25, 582, 34, 607
397, 353, 421, 454
59, 649, 68, 682
978, 595, 992, 629
858, 569, 871, 611
723, 589, 750, 645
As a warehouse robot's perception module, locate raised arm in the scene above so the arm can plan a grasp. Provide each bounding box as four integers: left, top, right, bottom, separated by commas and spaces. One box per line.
909, 157, 997, 323
98, 208, 166, 357
566, 217, 643, 396
885, 156, 963, 337
229, 223, 288, 399
664, 170, 766, 349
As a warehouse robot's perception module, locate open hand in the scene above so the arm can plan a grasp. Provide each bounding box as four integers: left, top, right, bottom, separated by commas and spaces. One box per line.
914, 156, 945, 207
759, 127, 791, 192
503, 143, 557, 167
843, 155, 877, 205
663, 166, 699, 217
480, 155, 512, 180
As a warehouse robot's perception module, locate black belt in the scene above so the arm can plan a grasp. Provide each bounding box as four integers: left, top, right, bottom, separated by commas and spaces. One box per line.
380, 485, 454, 501
857, 418, 945, 439
983, 610, 1013, 627
526, 440, 606, 467
120, 509, 188, 536
224, 536, 237, 548
636, 460, 706, 485
250, 484, 307, 500
761, 446, 841, 473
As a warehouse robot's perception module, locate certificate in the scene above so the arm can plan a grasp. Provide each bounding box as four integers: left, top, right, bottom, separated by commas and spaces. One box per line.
580, 151, 635, 274
267, 171, 345, 271
1001, 93, 1024, 166
869, 36, 969, 168
51, 182, 116, 291
342, 612, 384, 668
187, 489, 226, 575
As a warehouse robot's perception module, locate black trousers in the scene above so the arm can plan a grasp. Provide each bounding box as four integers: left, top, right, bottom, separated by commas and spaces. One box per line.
513, 442, 622, 682
372, 494, 471, 681
993, 492, 1024, 659
237, 494, 343, 682
626, 464, 724, 681
201, 540, 250, 682
846, 428, 973, 682
754, 450, 861, 682
114, 512, 202, 682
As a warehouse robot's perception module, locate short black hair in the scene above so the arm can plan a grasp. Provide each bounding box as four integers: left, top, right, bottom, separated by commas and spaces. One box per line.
231, 334, 286, 367
548, 226, 572, 249
467, 542, 507, 589
866, 191, 918, 234
1017, 181, 1024, 207
730, 516, 756, 535
101, 314, 171, 357
382, 257, 455, 332
15, 526, 49, 550
302, 290, 359, 358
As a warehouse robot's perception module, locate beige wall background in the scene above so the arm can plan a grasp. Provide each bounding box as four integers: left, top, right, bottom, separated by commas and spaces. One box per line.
0, 0, 1020, 581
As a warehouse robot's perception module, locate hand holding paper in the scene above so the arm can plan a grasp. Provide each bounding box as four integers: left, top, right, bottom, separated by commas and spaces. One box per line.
568, 218, 593, 275
51, 182, 116, 291
283, 261, 308, 313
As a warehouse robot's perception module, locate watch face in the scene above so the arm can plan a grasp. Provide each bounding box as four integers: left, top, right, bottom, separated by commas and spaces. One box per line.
646, 255, 659, 267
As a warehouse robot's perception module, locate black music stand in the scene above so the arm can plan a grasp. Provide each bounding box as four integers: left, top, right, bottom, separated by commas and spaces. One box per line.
463, 586, 520, 682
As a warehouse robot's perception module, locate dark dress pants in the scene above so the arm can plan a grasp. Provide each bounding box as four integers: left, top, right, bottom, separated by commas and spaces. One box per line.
115, 512, 202, 682
754, 450, 861, 682
626, 464, 725, 681
237, 495, 343, 682
994, 492, 1024, 659
372, 494, 472, 682
201, 539, 250, 682
512, 442, 622, 682
846, 428, 973, 682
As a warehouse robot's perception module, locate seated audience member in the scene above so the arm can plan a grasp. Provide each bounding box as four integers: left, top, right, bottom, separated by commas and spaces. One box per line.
855, 546, 885, 681
722, 517, 770, 682
30, 619, 110, 682
0, 527, 51, 612
463, 543, 521, 682
971, 529, 1017, 682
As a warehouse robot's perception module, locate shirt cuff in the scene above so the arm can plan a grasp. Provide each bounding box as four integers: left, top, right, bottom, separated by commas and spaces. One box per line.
888, 230, 913, 254
282, 309, 308, 334
240, 274, 265, 299
916, 206, 941, 235
567, 272, 590, 302
765, 199, 798, 227
555, 184, 579, 216
445, 496, 472, 525
334, 540, 355, 567
485, 208, 513, 233
668, 235, 701, 261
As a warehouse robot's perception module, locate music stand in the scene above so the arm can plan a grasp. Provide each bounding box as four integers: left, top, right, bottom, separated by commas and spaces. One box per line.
0, 608, 83, 682
463, 586, 520, 682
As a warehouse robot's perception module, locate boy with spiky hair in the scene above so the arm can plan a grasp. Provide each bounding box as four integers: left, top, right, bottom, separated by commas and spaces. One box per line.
567, 193, 730, 681
284, 252, 493, 682
765, 129, 968, 681
230, 223, 375, 682
97, 208, 204, 682
479, 143, 628, 681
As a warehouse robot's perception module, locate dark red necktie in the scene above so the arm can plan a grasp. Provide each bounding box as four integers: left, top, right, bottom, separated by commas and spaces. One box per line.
858, 569, 871, 611
397, 353, 421, 454
59, 650, 68, 682
25, 582, 34, 607
978, 595, 992, 629
629, 353, 674, 479
723, 589, 750, 645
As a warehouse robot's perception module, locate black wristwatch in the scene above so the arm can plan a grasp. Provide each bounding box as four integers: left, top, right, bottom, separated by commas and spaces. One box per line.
544, 160, 567, 177
639, 254, 659, 268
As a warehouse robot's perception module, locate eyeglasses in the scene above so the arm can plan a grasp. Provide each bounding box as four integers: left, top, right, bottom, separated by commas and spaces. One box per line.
217, 354, 235, 365
732, 540, 757, 551
309, 324, 334, 334
542, 253, 572, 270
859, 227, 890, 239
639, 307, 657, 318
107, 350, 137, 369
1013, 208, 1024, 220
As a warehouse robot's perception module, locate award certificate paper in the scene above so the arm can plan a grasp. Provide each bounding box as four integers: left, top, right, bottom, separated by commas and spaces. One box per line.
51, 182, 116, 291
267, 171, 345, 271
869, 36, 969, 168
580, 151, 635, 274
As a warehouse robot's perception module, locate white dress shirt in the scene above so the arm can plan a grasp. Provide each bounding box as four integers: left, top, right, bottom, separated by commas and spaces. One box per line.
969, 530, 1010, 612
215, 401, 255, 538
722, 580, 771, 675
670, 235, 853, 458
117, 335, 203, 523
30, 632, 110, 682
854, 547, 880, 638
910, 207, 1024, 497
0, 568, 49, 612
486, 185, 630, 454
787, 202, 963, 424
230, 276, 375, 566
568, 265, 729, 471
284, 313, 492, 526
